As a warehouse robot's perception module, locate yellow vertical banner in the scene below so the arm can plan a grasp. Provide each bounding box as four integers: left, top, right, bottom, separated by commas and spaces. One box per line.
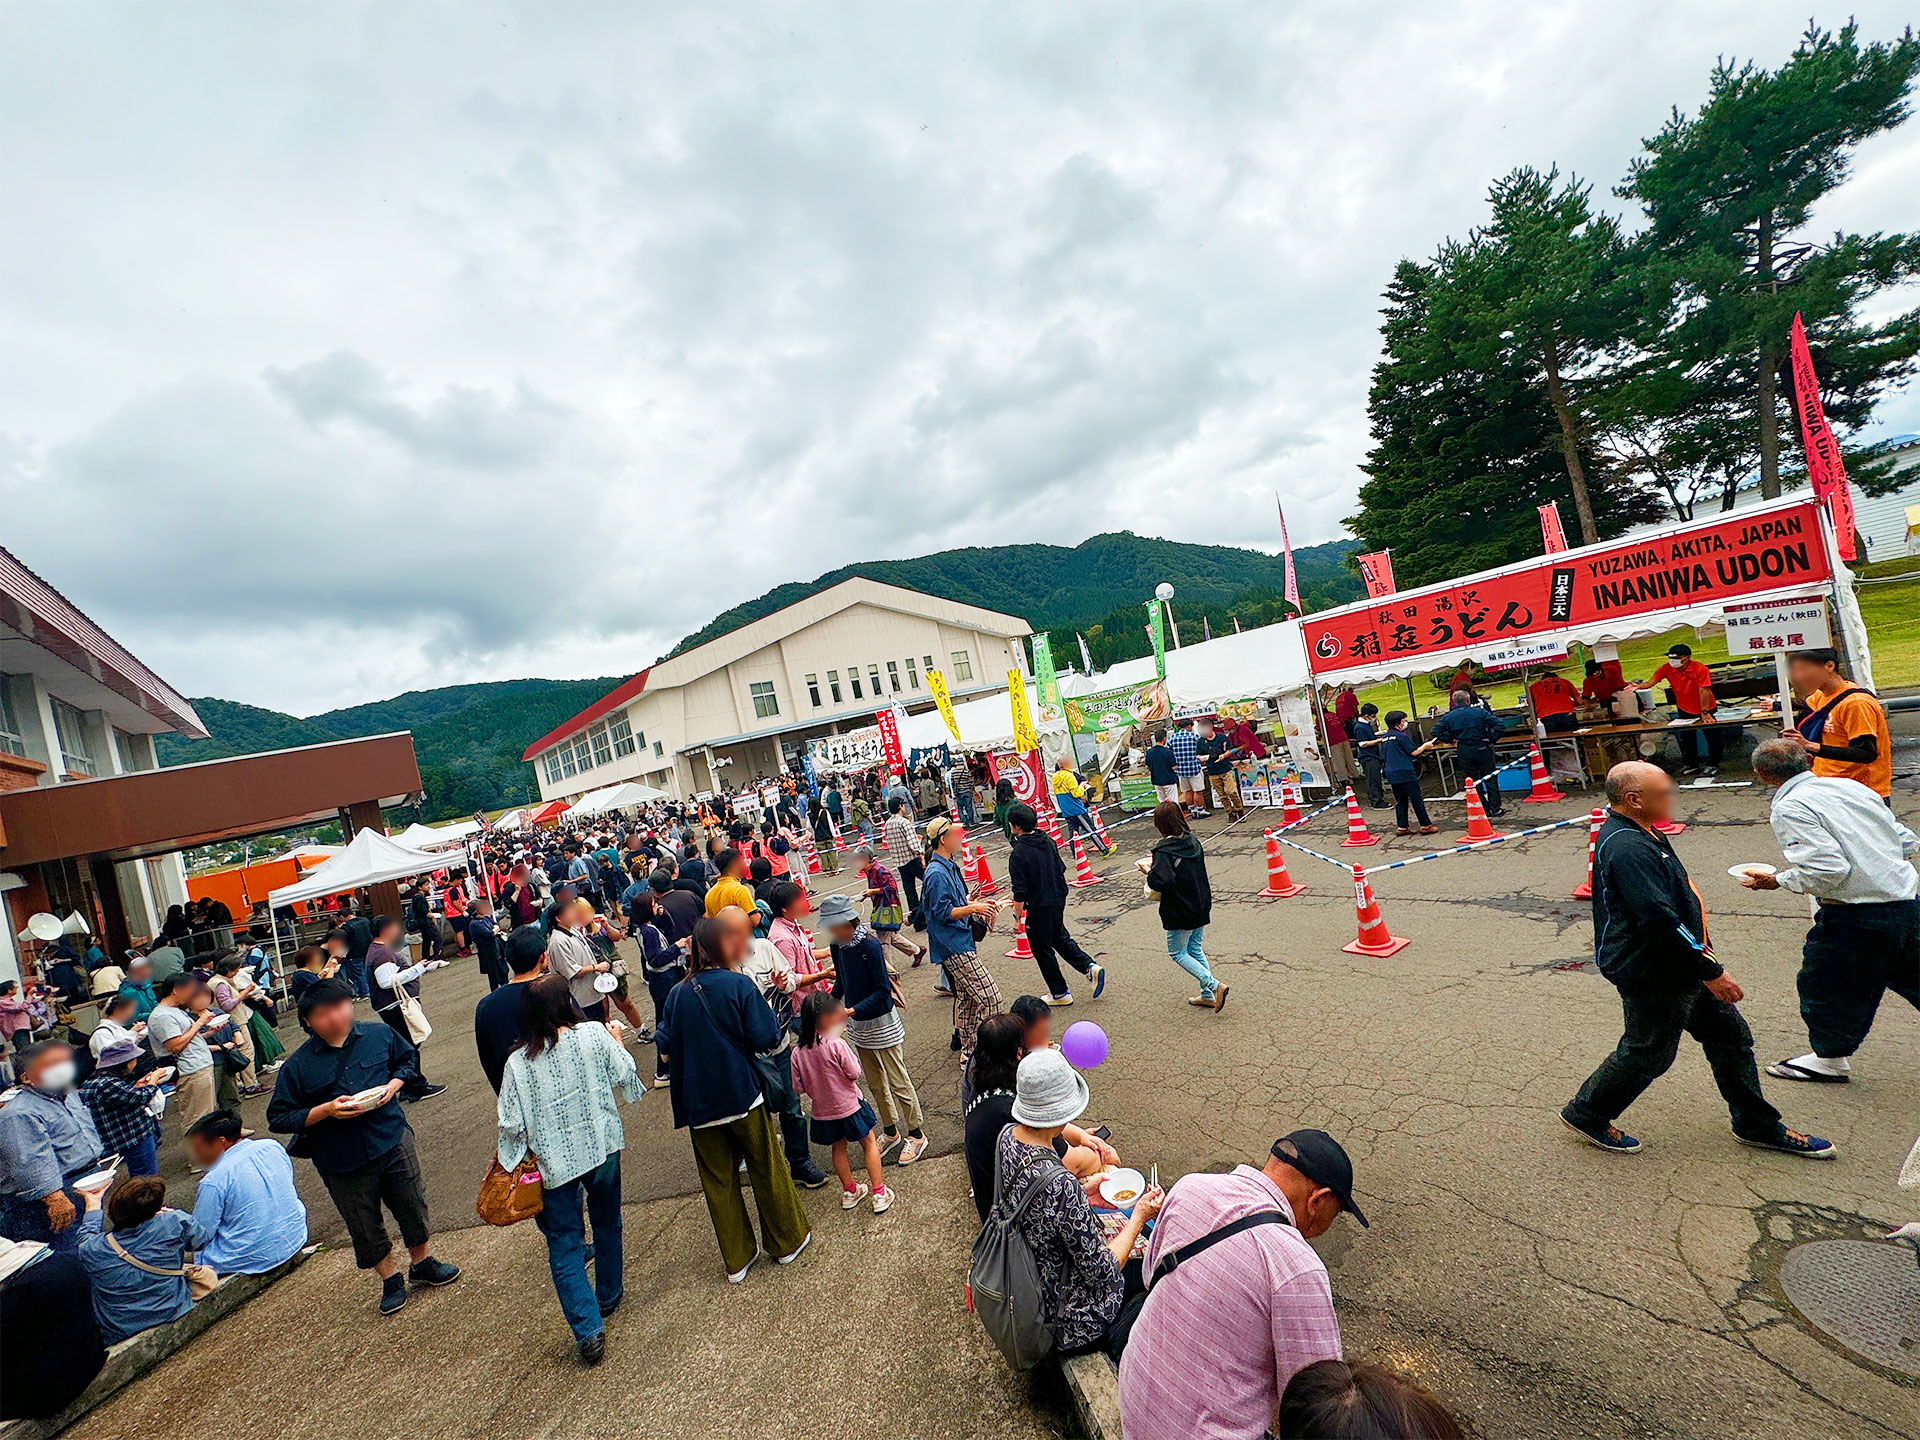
1006, 669, 1038, 753
926, 669, 965, 748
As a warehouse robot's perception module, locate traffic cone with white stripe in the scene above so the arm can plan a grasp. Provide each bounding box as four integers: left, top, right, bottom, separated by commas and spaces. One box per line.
972, 843, 998, 895
1067, 831, 1104, 887
805, 832, 822, 876
1341, 864, 1409, 956
1090, 805, 1112, 851
1005, 907, 1033, 959
1572, 807, 1602, 899
1519, 744, 1566, 803
1041, 812, 1063, 846
1280, 776, 1302, 828
1338, 785, 1379, 848
1652, 816, 1687, 836
1462, 776, 1508, 841
1259, 829, 1305, 898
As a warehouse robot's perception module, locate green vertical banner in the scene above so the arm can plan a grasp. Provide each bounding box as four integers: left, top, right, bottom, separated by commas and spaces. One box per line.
1031, 635, 1062, 723
1148, 598, 1167, 681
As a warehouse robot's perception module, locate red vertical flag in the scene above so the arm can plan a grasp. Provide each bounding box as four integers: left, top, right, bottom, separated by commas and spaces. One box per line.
1276, 495, 1301, 613
875, 705, 904, 774
1537, 501, 1568, 554
1355, 550, 1396, 598
1787, 313, 1858, 561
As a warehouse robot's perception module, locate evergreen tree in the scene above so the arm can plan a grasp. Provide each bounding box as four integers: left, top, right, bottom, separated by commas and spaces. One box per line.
1620, 20, 1920, 499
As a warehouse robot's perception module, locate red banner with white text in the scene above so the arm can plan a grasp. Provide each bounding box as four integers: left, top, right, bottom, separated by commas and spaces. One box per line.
1787, 312, 1857, 562
874, 705, 905, 774
1305, 501, 1831, 675
1356, 550, 1396, 598
1538, 502, 1567, 553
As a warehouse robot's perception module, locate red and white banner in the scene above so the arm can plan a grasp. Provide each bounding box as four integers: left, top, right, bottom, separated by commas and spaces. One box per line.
1787, 312, 1858, 562
1305, 500, 1831, 676
1538, 502, 1567, 554
1356, 550, 1396, 598
1277, 496, 1301, 613
987, 749, 1053, 814
874, 704, 905, 774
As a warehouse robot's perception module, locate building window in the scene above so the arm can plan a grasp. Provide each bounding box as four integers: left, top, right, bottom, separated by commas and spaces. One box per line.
750, 681, 780, 719
887, 660, 901, 693
544, 751, 564, 784
588, 720, 614, 766
51, 698, 94, 776
0, 677, 26, 758
924, 654, 935, 679
653, 740, 664, 757
558, 744, 577, 779
113, 728, 153, 772
849, 668, 863, 701
572, 735, 595, 772
806, 673, 822, 707
905, 656, 919, 689
950, 649, 974, 683
609, 710, 636, 757
827, 670, 843, 703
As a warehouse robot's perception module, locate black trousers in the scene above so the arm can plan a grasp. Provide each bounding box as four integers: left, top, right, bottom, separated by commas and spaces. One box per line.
1026, 902, 1095, 997
1674, 711, 1724, 766
900, 857, 925, 927
646, 966, 684, 1078
321, 1132, 432, 1269
1798, 898, 1920, 1058
1566, 986, 1781, 1140
1391, 781, 1430, 829
1458, 746, 1503, 816
1358, 755, 1386, 808
766, 1047, 813, 1172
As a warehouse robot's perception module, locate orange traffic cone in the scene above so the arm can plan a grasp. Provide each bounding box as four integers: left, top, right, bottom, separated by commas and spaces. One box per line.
1259, 830, 1305, 898
1653, 816, 1687, 837
805, 833, 822, 876
1462, 777, 1508, 841
1520, 744, 1565, 803
1572, 807, 1602, 898
1338, 786, 1379, 848
1041, 812, 1063, 846
1280, 777, 1302, 828
1341, 864, 1409, 956
1090, 804, 1112, 850
1067, 832, 1104, 887
972, 844, 998, 895
1005, 908, 1033, 959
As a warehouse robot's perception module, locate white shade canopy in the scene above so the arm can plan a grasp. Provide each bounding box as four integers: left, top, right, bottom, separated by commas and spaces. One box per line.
567, 782, 671, 817
393, 819, 482, 850
268, 828, 447, 906
1059, 619, 1311, 711
895, 683, 1070, 755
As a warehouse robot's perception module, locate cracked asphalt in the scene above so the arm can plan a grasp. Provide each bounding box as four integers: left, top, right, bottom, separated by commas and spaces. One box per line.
86, 734, 1919, 1440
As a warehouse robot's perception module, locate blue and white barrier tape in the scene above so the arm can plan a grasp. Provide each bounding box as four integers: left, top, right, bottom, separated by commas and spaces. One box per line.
1358, 814, 1588, 876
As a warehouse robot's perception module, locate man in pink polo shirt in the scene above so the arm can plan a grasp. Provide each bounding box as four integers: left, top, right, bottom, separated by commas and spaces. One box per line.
1117, 1129, 1361, 1439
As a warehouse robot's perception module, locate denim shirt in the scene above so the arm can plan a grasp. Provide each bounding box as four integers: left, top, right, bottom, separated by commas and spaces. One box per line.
77, 1207, 195, 1342
921, 853, 974, 962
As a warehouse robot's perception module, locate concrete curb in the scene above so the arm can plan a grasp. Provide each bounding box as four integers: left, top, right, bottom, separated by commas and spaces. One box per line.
1059, 1351, 1123, 1440
0, 1244, 320, 1440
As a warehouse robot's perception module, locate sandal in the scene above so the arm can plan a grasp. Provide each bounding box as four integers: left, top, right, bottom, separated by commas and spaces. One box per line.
1765, 1058, 1850, 1083
1395, 827, 1412, 836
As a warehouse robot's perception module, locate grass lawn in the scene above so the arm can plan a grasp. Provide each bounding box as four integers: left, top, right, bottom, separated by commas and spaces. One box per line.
1353, 566, 1920, 718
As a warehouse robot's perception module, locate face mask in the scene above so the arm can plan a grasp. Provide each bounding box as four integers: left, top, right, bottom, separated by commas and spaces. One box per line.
37, 1061, 77, 1091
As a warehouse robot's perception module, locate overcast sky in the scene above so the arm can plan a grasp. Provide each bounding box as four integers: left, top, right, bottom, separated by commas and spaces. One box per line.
3, 3, 1915, 716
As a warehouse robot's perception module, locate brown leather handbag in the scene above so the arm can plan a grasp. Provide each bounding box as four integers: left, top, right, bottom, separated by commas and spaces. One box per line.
475, 1152, 544, 1226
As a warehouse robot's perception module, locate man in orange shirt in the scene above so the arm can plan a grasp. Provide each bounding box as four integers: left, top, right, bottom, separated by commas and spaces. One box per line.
1636, 643, 1722, 774
1787, 649, 1892, 800
1528, 668, 1580, 734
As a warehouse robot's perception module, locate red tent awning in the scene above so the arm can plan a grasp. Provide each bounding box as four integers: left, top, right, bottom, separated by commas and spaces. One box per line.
528, 800, 569, 825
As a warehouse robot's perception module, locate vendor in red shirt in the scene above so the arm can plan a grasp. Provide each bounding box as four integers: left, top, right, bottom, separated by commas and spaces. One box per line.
1635, 642, 1724, 774
1581, 658, 1627, 706
1527, 669, 1580, 734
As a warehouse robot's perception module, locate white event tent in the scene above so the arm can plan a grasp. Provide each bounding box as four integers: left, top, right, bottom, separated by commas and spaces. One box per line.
896, 682, 1071, 756
393, 819, 482, 850
567, 781, 670, 817
268, 828, 449, 908
1058, 619, 1312, 712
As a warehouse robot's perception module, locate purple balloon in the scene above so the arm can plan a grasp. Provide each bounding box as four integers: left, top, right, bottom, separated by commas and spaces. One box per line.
1060, 1021, 1109, 1069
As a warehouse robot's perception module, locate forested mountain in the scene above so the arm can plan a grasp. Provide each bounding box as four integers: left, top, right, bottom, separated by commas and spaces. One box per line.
160, 530, 1362, 819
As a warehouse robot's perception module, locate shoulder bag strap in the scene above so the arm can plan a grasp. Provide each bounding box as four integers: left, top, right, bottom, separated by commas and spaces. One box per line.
1147, 1209, 1292, 1291
105, 1230, 188, 1278
688, 976, 761, 1063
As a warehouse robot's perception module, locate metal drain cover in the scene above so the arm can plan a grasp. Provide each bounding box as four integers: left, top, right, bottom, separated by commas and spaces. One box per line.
1778, 1240, 1920, 1377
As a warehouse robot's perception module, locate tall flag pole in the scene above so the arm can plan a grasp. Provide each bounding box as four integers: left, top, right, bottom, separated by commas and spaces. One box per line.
1787, 312, 1859, 562
1276, 494, 1301, 615
1076, 631, 1093, 675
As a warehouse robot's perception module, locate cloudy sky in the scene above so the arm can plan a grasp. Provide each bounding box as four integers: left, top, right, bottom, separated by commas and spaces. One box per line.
3, 3, 1915, 715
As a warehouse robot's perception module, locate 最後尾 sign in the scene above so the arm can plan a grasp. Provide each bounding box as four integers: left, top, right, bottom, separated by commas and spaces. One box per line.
1305, 501, 1831, 676
1721, 596, 1831, 657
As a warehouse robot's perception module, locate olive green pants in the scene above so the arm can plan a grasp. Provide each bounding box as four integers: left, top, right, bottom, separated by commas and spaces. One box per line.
689, 1103, 811, 1275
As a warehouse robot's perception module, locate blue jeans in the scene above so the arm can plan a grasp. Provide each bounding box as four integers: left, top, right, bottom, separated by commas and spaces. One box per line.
1164, 927, 1217, 998
342, 955, 370, 999
125, 1133, 159, 1179
533, 1153, 624, 1342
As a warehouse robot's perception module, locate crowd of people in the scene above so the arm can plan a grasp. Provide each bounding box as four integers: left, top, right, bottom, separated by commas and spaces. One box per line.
0, 644, 1909, 1439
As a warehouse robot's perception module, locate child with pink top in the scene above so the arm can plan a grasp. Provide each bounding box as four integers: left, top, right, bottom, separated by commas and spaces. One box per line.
790, 992, 892, 1213
766, 883, 835, 1002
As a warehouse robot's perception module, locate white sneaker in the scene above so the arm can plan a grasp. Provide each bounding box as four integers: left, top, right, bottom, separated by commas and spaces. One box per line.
776, 1233, 811, 1265
871, 1186, 894, 1214
727, 1249, 762, 1284
841, 1183, 870, 1210
899, 1135, 929, 1165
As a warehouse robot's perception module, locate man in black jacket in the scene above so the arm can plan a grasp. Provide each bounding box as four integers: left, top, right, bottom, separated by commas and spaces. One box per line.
1560, 762, 1834, 1160
1005, 804, 1106, 1006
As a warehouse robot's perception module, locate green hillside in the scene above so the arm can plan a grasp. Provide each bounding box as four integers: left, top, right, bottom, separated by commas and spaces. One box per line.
159, 530, 1362, 821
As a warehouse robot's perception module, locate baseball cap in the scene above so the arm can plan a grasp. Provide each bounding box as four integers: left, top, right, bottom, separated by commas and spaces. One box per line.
1270, 1129, 1368, 1227
924, 816, 956, 848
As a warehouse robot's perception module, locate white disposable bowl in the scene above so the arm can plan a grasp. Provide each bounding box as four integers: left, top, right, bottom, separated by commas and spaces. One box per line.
1098, 1167, 1147, 1212
593, 973, 620, 993
347, 1086, 388, 1108
1727, 863, 1777, 879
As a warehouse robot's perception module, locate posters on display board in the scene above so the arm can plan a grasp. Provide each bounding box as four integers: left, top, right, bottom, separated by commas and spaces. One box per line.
1272, 689, 1330, 789
1305, 501, 1832, 677
1065, 677, 1169, 736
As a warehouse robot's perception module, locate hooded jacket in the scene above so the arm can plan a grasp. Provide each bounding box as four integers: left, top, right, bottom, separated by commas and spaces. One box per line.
1007, 830, 1069, 910
1146, 834, 1212, 931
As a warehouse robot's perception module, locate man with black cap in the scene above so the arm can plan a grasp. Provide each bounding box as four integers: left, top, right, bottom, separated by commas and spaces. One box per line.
1117, 1128, 1357, 1440
1636, 642, 1723, 774
266, 977, 461, 1316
